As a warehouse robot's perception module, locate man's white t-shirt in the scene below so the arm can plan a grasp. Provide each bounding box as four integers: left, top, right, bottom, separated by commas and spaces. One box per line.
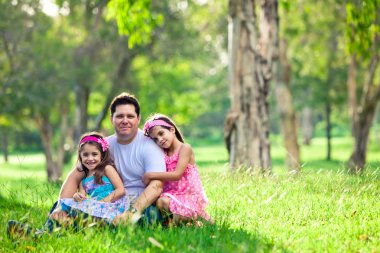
107, 130, 166, 197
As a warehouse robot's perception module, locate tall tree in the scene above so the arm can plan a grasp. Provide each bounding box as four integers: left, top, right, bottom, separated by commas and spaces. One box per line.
0, 0, 41, 162
225, 0, 278, 172
346, 0, 380, 172
0, 0, 75, 181
281, 0, 348, 161
27, 22, 74, 182
57, 0, 109, 141
274, 39, 300, 171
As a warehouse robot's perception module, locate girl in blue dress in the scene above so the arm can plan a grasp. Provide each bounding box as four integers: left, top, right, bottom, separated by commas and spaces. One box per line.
51, 132, 129, 225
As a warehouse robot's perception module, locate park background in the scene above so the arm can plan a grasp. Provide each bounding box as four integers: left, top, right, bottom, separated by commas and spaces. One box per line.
1, 0, 379, 252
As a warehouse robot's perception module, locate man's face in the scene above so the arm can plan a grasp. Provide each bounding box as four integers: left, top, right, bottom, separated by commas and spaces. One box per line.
111, 104, 140, 140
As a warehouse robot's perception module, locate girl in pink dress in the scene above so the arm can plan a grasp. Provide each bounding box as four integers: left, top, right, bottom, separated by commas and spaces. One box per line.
142, 114, 212, 226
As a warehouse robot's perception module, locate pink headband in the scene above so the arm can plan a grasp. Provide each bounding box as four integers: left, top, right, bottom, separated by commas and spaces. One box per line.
143, 120, 172, 134
80, 136, 109, 152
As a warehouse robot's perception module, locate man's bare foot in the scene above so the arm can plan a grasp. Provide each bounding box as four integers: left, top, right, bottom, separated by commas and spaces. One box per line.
113, 211, 142, 226
112, 211, 133, 226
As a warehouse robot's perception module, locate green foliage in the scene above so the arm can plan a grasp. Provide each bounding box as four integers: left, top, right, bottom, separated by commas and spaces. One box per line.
345, 0, 380, 58
2, 0, 379, 175
131, 0, 228, 139
279, 0, 347, 106
107, 0, 164, 48
1, 139, 380, 252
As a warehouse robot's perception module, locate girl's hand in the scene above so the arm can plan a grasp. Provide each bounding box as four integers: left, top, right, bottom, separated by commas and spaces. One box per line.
73, 192, 86, 202
142, 173, 152, 186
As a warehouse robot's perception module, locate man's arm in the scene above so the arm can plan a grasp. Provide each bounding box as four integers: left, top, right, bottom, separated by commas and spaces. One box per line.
59, 167, 84, 199
133, 179, 163, 213
112, 179, 163, 225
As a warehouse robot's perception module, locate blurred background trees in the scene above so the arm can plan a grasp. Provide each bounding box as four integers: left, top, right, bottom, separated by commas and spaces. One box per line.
0, 0, 378, 181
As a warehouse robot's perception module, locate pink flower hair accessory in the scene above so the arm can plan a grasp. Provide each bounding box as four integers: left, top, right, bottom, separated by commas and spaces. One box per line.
143, 120, 173, 134
80, 136, 109, 152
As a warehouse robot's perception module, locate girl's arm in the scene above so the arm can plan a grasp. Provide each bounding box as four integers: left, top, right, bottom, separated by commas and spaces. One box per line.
101, 165, 126, 202
142, 144, 193, 185
59, 165, 84, 199
73, 181, 87, 202
78, 181, 86, 195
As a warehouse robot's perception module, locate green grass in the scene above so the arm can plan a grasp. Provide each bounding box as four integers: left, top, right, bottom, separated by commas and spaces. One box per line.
1, 137, 379, 252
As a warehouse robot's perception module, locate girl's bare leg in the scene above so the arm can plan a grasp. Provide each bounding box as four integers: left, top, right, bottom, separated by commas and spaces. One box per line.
156, 197, 207, 227
156, 196, 170, 212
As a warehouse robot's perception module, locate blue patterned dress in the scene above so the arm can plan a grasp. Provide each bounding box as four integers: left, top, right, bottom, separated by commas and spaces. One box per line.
60, 175, 129, 221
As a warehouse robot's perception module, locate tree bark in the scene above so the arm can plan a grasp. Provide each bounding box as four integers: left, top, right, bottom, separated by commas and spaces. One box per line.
325, 31, 339, 161
74, 83, 90, 141
56, 104, 70, 171
347, 55, 357, 136
225, 0, 278, 172
301, 107, 313, 145
35, 114, 61, 182
274, 39, 300, 171
348, 35, 380, 172
34, 104, 71, 182
348, 106, 376, 172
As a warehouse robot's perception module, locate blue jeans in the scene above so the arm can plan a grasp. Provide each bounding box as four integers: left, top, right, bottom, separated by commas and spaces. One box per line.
138, 205, 163, 226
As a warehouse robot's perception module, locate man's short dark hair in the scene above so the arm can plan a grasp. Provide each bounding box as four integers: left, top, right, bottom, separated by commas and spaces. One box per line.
110, 92, 140, 117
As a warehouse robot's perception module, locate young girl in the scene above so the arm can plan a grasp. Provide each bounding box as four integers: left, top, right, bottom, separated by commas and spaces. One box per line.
51, 132, 129, 224
142, 114, 212, 226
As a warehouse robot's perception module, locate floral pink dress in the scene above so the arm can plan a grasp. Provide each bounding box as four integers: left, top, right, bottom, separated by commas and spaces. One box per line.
162, 149, 210, 220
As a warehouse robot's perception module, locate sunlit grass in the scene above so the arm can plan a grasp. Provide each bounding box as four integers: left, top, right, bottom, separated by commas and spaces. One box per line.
1, 136, 379, 252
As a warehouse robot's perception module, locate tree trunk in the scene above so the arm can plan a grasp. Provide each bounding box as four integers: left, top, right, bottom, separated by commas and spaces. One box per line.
35, 114, 62, 182
274, 39, 300, 171
225, 0, 278, 172
74, 84, 90, 141
349, 107, 376, 172
56, 104, 70, 171
325, 31, 339, 161
301, 107, 313, 145
347, 55, 357, 136
325, 102, 332, 160
2, 130, 9, 163
348, 36, 380, 172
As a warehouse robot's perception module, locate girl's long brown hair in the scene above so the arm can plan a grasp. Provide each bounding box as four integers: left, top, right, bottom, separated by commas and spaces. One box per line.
77, 131, 114, 184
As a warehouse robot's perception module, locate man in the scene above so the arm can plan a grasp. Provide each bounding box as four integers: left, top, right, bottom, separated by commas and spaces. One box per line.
59, 92, 166, 224
8, 93, 166, 238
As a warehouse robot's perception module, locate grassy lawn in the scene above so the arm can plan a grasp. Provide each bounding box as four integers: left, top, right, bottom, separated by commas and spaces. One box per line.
0, 137, 379, 252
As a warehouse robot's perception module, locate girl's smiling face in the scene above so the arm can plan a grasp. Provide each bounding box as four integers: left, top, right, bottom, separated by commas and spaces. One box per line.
80, 143, 102, 174
149, 126, 176, 149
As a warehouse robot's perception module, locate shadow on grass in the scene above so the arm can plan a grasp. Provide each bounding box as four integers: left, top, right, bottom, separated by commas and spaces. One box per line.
2, 200, 292, 253
0, 193, 54, 232
99, 223, 292, 252
139, 224, 292, 252
0, 193, 31, 210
